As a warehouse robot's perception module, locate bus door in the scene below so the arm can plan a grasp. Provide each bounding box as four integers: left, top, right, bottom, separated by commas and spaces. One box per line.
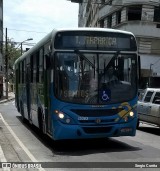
26, 65, 31, 121
45, 67, 52, 134
44, 43, 52, 135
15, 68, 19, 110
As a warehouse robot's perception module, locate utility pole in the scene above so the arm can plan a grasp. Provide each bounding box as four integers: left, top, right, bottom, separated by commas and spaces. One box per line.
5, 28, 8, 99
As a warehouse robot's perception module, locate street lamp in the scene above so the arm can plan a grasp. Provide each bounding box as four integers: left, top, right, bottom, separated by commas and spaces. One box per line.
20, 38, 33, 55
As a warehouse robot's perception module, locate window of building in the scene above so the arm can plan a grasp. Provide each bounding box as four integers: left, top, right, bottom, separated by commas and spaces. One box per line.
101, 0, 105, 4
128, 5, 142, 21
154, 6, 160, 22
105, 0, 112, 5
156, 24, 160, 28
99, 19, 104, 28
107, 15, 112, 28
116, 10, 121, 24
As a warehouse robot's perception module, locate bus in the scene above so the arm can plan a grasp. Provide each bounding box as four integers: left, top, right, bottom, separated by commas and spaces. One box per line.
14, 28, 139, 140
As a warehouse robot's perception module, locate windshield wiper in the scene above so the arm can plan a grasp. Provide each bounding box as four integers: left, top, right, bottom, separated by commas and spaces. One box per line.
74, 49, 96, 69
74, 49, 96, 78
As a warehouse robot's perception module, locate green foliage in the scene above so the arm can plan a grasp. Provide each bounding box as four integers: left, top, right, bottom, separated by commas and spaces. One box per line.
3, 41, 21, 71
3, 40, 21, 83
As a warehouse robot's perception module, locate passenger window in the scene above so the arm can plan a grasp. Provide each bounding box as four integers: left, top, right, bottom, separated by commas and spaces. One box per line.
153, 92, 160, 104
144, 91, 154, 102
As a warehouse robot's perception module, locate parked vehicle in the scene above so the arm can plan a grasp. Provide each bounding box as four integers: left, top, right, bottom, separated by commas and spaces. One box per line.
137, 88, 160, 128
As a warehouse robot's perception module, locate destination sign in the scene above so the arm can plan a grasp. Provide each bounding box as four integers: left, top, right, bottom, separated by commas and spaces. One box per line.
84, 36, 117, 47
54, 31, 137, 51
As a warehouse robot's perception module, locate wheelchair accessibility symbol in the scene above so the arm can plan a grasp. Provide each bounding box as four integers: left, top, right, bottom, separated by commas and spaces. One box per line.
100, 90, 111, 102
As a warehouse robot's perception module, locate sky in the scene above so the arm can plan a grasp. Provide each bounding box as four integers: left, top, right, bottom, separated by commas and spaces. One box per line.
3, 0, 79, 49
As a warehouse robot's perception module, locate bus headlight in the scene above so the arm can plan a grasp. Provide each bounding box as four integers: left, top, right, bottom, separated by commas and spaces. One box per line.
120, 110, 135, 122
129, 111, 134, 117
55, 110, 75, 124
58, 112, 65, 119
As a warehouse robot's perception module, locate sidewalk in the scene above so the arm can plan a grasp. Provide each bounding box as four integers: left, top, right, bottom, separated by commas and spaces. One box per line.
0, 92, 15, 104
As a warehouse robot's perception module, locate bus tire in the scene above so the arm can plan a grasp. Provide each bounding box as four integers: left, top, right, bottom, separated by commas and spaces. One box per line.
20, 101, 26, 123
38, 109, 44, 133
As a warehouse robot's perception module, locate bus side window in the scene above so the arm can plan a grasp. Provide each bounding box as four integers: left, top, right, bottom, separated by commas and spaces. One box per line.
22, 60, 24, 84
23, 59, 26, 83
18, 63, 20, 84
39, 49, 44, 83
30, 55, 33, 83
33, 54, 37, 83
35, 51, 39, 83
20, 62, 22, 84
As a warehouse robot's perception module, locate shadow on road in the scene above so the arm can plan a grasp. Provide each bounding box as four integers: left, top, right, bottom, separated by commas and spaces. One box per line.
17, 116, 141, 156
137, 125, 160, 136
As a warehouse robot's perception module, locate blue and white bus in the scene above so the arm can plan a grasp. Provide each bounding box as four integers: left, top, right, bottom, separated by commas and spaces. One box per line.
14, 28, 139, 140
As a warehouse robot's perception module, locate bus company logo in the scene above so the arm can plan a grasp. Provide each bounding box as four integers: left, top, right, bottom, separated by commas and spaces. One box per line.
95, 118, 101, 124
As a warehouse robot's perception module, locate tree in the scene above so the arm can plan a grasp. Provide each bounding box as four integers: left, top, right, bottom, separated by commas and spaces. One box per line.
3, 39, 21, 84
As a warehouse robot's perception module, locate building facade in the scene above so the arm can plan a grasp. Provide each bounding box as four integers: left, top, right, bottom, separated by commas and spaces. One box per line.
0, 0, 3, 98
74, 0, 160, 88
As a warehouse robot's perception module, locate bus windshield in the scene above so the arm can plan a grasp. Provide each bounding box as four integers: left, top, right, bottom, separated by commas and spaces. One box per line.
54, 52, 137, 104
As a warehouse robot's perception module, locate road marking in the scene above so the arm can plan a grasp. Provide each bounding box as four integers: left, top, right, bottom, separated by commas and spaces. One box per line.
0, 146, 10, 171
0, 113, 45, 171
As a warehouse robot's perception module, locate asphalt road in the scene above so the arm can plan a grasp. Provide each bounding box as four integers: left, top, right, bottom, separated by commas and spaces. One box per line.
0, 100, 160, 171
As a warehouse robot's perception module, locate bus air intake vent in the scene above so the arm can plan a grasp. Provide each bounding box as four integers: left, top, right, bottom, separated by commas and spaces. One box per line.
71, 109, 122, 117
82, 126, 112, 134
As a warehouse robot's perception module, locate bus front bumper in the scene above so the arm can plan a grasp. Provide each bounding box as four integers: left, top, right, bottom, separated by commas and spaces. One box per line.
52, 118, 137, 140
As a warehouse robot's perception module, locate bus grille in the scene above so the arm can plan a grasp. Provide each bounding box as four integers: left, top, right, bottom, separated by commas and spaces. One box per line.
71, 109, 122, 117
82, 126, 112, 134
79, 119, 115, 123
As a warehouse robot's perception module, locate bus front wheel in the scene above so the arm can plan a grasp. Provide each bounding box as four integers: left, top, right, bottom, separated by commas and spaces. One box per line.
20, 102, 26, 123
137, 119, 140, 129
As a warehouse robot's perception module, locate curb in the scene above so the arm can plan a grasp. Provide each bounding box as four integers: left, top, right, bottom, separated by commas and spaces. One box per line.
0, 97, 15, 104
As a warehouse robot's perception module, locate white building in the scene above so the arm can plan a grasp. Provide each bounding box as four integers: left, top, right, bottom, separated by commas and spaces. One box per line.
0, 0, 3, 97
72, 0, 160, 88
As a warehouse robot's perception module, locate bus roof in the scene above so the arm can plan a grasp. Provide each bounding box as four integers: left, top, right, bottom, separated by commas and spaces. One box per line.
52, 27, 134, 35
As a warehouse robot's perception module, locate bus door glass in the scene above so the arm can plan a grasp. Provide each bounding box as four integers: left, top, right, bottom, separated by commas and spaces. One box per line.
44, 42, 52, 134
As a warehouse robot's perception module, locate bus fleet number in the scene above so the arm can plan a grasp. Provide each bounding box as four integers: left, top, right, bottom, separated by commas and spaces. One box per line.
78, 117, 88, 120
